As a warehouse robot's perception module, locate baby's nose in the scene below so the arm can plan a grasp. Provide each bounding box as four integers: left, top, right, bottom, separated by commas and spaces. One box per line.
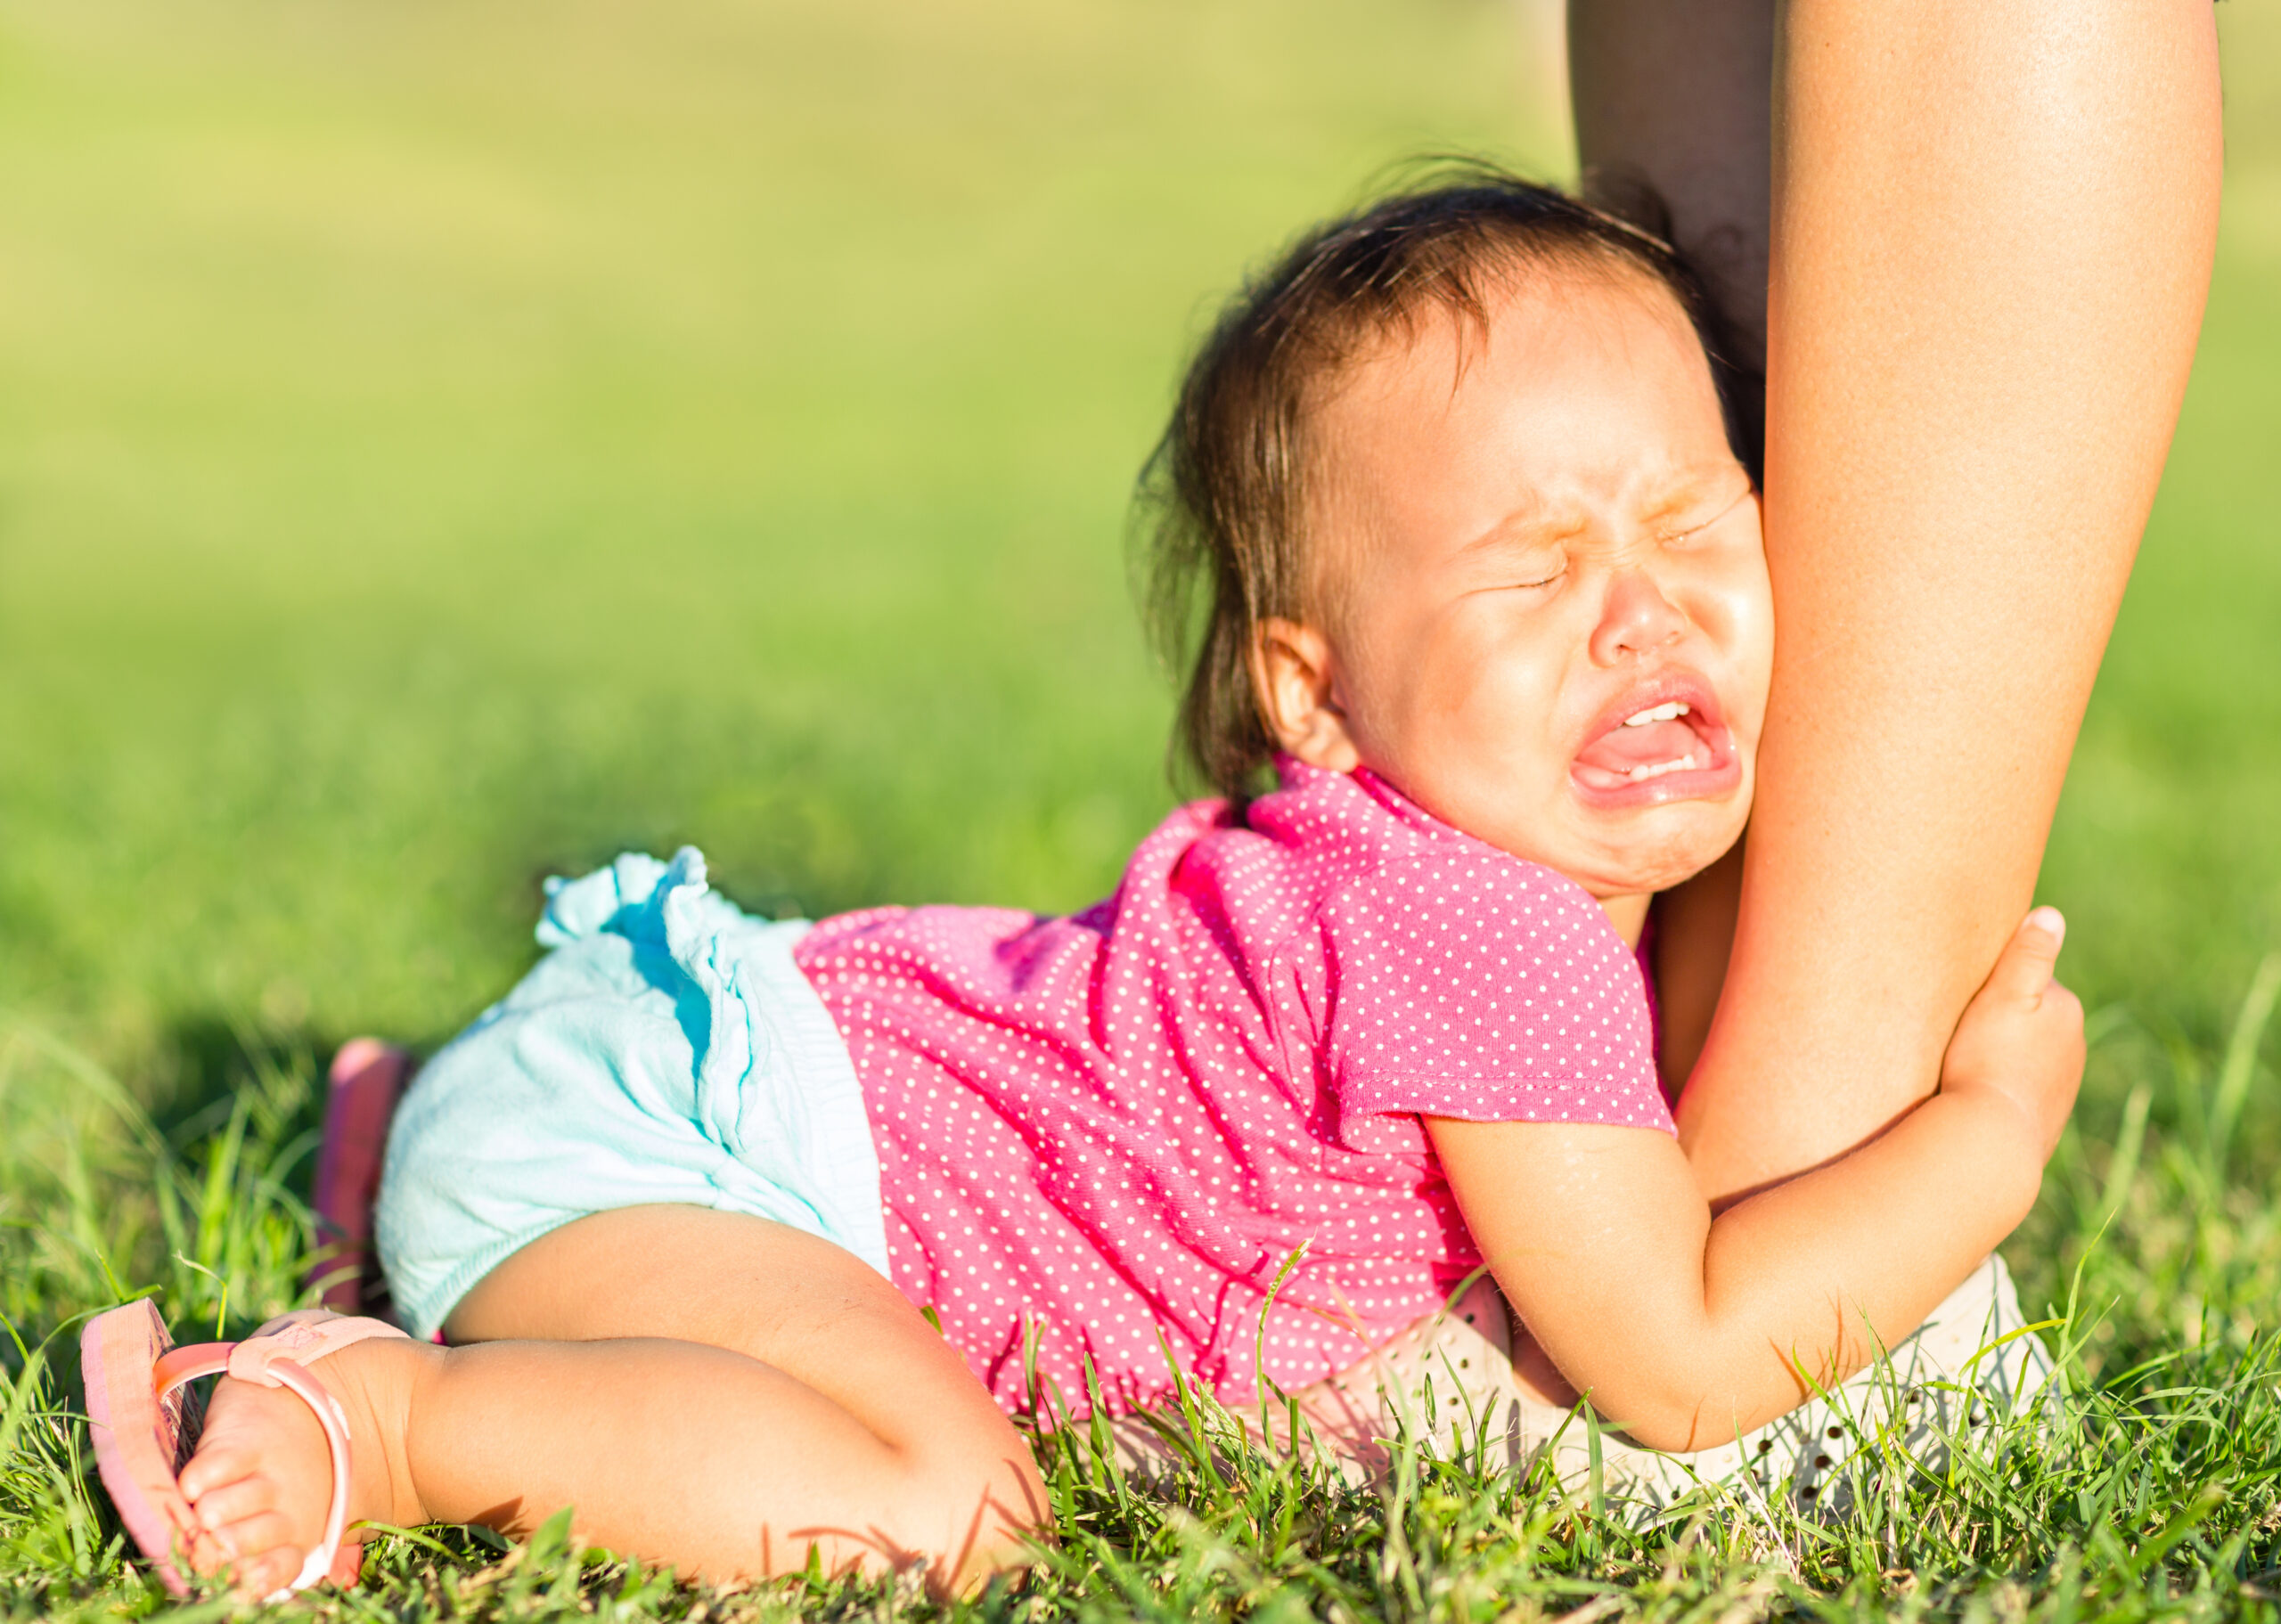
1590, 570, 1688, 664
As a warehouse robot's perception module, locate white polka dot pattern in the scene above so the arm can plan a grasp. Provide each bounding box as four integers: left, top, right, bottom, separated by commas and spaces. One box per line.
792, 759, 1671, 1420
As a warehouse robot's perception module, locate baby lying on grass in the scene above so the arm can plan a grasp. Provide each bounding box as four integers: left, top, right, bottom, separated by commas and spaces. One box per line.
85, 167, 2082, 1600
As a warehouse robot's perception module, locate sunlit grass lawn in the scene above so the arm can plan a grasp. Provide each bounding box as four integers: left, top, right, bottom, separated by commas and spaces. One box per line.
4, 0, 2281, 1618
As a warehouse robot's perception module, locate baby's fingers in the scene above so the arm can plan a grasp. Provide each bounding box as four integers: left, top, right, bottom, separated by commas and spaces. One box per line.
1982, 907, 2066, 1007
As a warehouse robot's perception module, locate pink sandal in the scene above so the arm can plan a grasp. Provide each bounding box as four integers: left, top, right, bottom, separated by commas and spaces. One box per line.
307, 1039, 416, 1317
81, 1300, 408, 1600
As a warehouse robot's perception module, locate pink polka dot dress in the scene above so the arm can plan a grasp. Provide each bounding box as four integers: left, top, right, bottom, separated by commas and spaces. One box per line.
793, 759, 1672, 1419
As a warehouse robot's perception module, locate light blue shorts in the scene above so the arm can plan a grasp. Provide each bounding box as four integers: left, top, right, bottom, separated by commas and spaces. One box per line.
373, 848, 890, 1339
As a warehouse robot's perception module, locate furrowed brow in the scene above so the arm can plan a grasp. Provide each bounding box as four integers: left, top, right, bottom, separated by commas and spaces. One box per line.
1459, 500, 1587, 557
1640, 465, 1753, 527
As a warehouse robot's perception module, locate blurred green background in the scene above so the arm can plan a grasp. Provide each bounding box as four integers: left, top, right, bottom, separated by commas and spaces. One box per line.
0, 0, 2275, 1098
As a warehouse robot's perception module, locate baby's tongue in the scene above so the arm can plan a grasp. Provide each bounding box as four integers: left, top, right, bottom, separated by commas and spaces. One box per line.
1574, 718, 1699, 776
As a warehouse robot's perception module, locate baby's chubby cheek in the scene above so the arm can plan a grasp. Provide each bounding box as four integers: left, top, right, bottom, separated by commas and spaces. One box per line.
1361, 710, 1582, 870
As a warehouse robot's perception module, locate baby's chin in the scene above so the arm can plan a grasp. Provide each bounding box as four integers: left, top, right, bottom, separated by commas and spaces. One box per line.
1556, 802, 1750, 901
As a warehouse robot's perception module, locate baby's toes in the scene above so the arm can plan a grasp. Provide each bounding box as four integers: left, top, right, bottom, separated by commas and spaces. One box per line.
202, 1510, 306, 1598
178, 1443, 259, 1503
181, 1521, 233, 1578
187, 1471, 281, 1539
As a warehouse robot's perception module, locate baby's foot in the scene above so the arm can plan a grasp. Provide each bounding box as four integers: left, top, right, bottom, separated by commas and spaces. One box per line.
174, 1331, 429, 1596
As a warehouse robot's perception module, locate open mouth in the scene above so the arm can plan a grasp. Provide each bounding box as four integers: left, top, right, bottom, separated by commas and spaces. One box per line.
1569, 676, 1741, 809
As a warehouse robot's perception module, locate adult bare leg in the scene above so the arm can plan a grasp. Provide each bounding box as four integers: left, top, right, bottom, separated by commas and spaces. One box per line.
1567, 0, 1774, 371
1565, 2, 1767, 1097
176, 1207, 1046, 1597
1570, 0, 2222, 1200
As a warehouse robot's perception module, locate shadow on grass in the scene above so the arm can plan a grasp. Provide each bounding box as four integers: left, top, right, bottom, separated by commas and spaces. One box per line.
148, 1014, 338, 1166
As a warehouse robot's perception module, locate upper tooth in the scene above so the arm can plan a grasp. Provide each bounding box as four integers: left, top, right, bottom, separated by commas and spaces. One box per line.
1623, 701, 1689, 727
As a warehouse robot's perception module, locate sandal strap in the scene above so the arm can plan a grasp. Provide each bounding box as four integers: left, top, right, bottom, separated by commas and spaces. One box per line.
225, 1311, 410, 1384
150, 1312, 410, 1599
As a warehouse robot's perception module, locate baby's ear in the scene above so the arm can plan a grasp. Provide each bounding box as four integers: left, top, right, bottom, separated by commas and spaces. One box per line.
1250, 618, 1361, 772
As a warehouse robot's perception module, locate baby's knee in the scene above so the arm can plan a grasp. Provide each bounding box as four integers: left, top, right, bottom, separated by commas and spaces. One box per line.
887, 1425, 1051, 1595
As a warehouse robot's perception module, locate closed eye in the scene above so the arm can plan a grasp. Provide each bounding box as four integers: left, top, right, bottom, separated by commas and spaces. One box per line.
1656, 484, 1754, 547
1460, 550, 1568, 596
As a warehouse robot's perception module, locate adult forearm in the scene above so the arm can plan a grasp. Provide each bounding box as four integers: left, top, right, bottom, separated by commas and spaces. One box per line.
1678, 0, 2221, 1200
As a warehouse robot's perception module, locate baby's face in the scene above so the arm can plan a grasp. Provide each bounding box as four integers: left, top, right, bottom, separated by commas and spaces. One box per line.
1266, 267, 1771, 907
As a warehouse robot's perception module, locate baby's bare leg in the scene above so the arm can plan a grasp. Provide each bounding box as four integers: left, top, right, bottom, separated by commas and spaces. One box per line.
440, 1205, 1046, 1590
178, 1206, 1044, 1596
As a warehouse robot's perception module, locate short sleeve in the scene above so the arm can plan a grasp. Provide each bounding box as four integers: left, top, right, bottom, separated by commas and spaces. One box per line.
1315, 848, 1673, 1144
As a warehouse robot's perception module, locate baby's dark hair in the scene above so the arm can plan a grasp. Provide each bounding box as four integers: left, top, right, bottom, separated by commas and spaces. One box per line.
1137, 159, 1761, 804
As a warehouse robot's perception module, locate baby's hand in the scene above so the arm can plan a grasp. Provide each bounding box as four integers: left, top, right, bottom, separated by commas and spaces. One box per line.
1938, 908, 2086, 1161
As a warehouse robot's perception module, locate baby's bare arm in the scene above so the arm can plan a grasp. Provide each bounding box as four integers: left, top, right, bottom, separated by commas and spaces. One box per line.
1430, 911, 2081, 1452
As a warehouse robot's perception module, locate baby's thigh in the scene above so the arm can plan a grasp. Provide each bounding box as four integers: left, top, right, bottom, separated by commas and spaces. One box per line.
447, 1204, 1016, 1465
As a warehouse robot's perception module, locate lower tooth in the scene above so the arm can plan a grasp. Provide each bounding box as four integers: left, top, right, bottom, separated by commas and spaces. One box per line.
1625, 754, 1700, 784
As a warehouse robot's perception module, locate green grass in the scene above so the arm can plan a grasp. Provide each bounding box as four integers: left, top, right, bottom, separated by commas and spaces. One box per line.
6, 993, 2281, 1623
2, 0, 2280, 1618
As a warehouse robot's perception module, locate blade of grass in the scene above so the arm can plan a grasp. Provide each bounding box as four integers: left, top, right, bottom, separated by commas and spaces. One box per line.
2210, 951, 2281, 1176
